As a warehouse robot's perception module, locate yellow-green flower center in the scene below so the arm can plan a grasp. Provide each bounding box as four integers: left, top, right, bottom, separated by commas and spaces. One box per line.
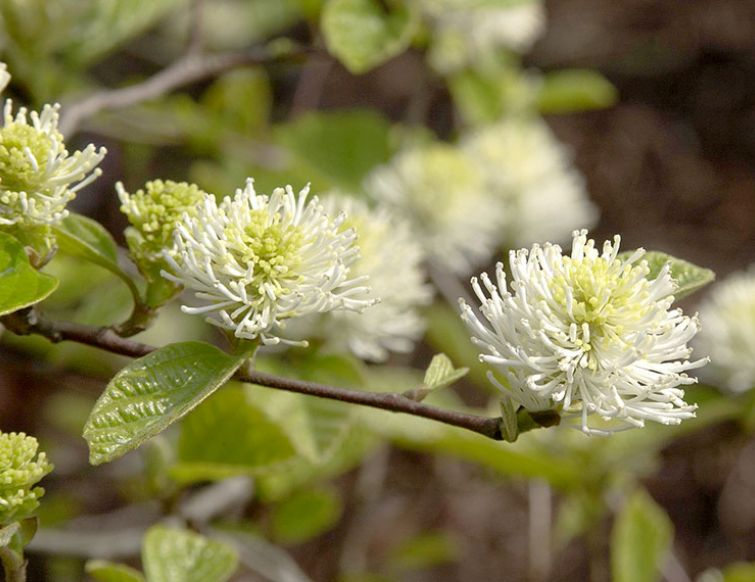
0, 122, 61, 194
232, 209, 305, 297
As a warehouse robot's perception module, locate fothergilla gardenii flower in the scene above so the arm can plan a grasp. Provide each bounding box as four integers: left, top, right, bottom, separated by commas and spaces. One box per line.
460, 230, 707, 434
117, 180, 208, 266
162, 179, 375, 345
0, 431, 53, 525
695, 264, 755, 393
0, 99, 106, 227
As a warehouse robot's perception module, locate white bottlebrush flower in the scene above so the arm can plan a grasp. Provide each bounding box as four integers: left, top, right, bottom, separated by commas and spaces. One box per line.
162, 179, 375, 346
460, 230, 706, 434
315, 194, 433, 361
695, 265, 755, 393
365, 143, 499, 275
0, 100, 106, 226
423, 0, 546, 73
462, 116, 598, 247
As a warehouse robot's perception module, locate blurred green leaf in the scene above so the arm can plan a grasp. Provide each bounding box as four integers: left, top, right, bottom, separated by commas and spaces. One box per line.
611, 489, 673, 582
172, 386, 296, 484
276, 110, 393, 191
202, 68, 272, 136
537, 69, 618, 114
722, 562, 755, 582
271, 487, 342, 544
143, 525, 238, 582
423, 353, 468, 391
621, 250, 715, 300
85, 560, 145, 582
54, 212, 141, 306
0, 231, 58, 316
83, 342, 247, 465
321, 0, 417, 74
388, 531, 458, 571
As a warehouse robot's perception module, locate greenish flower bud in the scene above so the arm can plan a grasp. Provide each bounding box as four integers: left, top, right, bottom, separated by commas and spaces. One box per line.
0, 432, 53, 525
117, 180, 208, 266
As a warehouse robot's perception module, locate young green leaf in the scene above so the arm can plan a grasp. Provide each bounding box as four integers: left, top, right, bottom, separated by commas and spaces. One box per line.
54, 213, 142, 306
172, 387, 296, 484
622, 250, 715, 300
611, 489, 673, 582
83, 342, 247, 465
537, 69, 618, 114
143, 526, 238, 582
85, 560, 146, 582
321, 0, 417, 74
423, 354, 468, 391
0, 231, 58, 316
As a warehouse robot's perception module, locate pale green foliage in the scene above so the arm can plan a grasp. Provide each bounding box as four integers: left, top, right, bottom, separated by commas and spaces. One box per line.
143, 526, 238, 582
86, 560, 146, 582
423, 353, 469, 391
640, 251, 715, 300
271, 487, 342, 543
83, 342, 248, 465
0, 432, 53, 525
612, 489, 673, 582
321, 0, 418, 74
0, 231, 58, 315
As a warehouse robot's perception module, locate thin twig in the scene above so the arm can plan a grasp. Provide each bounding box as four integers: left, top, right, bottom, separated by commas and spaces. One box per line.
2, 312, 506, 441
59, 47, 313, 137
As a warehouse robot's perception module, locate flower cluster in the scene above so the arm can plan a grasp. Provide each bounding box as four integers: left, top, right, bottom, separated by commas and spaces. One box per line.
0, 100, 106, 227
461, 230, 706, 433
118, 180, 208, 265
461, 117, 597, 247
0, 432, 52, 524
421, 0, 545, 73
163, 180, 374, 345
312, 195, 433, 361
365, 143, 499, 275
695, 264, 755, 393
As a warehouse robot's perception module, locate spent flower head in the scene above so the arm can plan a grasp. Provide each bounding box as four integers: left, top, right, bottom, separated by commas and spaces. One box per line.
118, 180, 208, 265
313, 194, 433, 361
0, 100, 106, 227
695, 264, 755, 393
163, 179, 374, 345
365, 143, 499, 275
0, 431, 53, 524
461, 230, 706, 434
462, 116, 597, 247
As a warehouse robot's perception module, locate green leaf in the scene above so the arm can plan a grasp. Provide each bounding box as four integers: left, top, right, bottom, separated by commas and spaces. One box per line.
622, 250, 715, 300
423, 354, 468, 391
271, 487, 342, 544
54, 213, 142, 305
276, 110, 392, 191
0, 231, 58, 316
143, 526, 238, 582
83, 342, 247, 465
172, 386, 297, 484
537, 69, 618, 114
321, 0, 417, 74
388, 531, 458, 572
611, 489, 673, 582
0, 523, 19, 548
85, 560, 146, 582
722, 562, 755, 582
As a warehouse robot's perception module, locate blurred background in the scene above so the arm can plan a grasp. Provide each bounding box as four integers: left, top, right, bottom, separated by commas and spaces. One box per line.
0, 0, 754, 581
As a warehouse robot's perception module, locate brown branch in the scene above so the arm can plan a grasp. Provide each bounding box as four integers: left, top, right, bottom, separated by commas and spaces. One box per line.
2, 312, 505, 441
59, 46, 315, 137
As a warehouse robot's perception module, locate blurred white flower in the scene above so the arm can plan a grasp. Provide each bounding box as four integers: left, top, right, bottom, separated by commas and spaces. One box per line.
0, 100, 106, 226
365, 143, 499, 275
460, 230, 705, 434
316, 194, 433, 361
423, 0, 546, 73
462, 116, 598, 247
0, 63, 9, 94
163, 179, 374, 346
695, 265, 755, 392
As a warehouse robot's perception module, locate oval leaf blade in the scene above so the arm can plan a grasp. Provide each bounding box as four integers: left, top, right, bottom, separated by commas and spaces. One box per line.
83, 342, 246, 465
0, 231, 58, 316
85, 560, 146, 582
642, 251, 715, 299
143, 525, 238, 582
